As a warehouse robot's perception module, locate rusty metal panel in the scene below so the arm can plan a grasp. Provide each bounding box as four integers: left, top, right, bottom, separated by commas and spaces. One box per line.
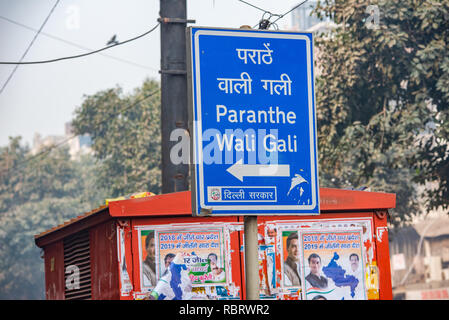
89, 220, 120, 300
44, 241, 65, 300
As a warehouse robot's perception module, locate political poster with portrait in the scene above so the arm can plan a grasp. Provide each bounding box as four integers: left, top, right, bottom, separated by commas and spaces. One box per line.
299, 228, 367, 300
281, 230, 303, 289
156, 228, 226, 286
140, 229, 157, 288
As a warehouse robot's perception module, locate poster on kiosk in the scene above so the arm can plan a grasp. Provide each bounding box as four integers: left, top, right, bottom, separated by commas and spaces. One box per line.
187, 26, 320, 216
276, 219, 372, 300
298, 228, 367, 300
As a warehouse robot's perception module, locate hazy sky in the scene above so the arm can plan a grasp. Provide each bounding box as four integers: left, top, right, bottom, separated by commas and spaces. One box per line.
0, 0, 302, 147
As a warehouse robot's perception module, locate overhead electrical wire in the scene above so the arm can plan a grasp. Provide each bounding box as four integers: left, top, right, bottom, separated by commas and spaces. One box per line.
0, 1, 305, 67
0, 15, 158, 71
0, 0, 60, 95
0, 22, 160, 65
1, 0, 307, 175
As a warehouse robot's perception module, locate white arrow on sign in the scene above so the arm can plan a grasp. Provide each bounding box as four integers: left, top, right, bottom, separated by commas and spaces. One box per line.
226, 159, 290, 182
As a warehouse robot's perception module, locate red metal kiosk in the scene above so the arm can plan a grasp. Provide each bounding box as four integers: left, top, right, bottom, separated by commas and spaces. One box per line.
35, 187, 395, 300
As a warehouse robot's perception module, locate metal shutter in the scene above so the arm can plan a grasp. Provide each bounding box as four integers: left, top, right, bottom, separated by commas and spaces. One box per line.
63, 230, 92, 300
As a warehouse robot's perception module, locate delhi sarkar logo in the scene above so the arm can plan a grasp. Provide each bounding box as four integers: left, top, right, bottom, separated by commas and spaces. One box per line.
210, 188, 221, 201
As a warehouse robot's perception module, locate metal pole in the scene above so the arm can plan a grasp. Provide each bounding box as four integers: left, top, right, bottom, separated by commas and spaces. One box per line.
240, 22, 260, 300
159, 0, 189, 193
244, 216, 260, 300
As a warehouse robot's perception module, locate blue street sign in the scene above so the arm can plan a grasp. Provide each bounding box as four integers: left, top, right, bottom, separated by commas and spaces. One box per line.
187, 27, 319, 216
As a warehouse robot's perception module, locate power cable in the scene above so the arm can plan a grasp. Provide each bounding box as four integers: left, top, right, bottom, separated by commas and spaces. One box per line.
0, 88, 160, 179
0, 0, 60, 95
0, 15, 157, 71
0, 23, 160, 65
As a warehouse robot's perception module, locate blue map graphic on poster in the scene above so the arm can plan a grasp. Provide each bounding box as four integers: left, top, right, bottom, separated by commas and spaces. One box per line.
322, 252, 359, 298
